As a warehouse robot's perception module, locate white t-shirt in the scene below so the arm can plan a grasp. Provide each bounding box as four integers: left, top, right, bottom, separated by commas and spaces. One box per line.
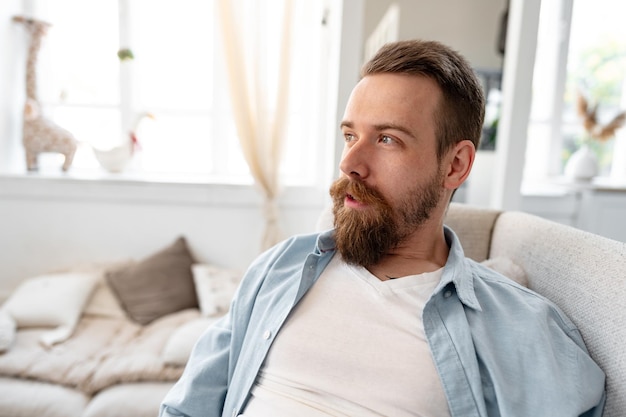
242, 255, 451, 417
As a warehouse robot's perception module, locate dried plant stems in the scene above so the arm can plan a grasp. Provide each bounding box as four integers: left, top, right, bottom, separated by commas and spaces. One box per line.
577, 91, 626, 142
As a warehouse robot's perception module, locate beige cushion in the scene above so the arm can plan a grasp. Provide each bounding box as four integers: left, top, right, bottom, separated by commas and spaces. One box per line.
83, 278, 127, 319
161, 316, 219, 366
106, 237, 198, 325
0, 377, 88, 417
444, 202, 501, 262
1, 272, 98, 346
83, 383, 174, 417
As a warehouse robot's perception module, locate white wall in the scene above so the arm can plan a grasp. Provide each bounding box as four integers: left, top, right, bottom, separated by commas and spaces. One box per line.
364, 0, 507, 70
0, 177, 328, 299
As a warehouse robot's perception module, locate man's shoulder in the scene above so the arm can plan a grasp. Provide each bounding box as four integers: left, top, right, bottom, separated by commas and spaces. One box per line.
467, 258, 579, 334
444, 259, 605, 417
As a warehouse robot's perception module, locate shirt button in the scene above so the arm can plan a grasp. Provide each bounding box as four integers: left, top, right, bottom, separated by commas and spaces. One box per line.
443, 290, 452, 298
263, 330, 271, 340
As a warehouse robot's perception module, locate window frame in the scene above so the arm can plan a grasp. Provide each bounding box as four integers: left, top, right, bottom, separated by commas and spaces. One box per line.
526, 0, 626, 181
525, 0, 573, 181
9, 0, 339, 189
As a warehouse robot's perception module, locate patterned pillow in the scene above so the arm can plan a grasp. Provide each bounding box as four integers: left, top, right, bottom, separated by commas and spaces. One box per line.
191, 264, 243, 317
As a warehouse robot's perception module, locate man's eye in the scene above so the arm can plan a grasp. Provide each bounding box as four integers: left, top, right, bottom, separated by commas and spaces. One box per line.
380, 135, 394, 144
344, 133, 356, 142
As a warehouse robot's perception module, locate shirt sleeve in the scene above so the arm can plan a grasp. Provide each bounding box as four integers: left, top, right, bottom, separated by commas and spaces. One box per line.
159, 311, 234, 417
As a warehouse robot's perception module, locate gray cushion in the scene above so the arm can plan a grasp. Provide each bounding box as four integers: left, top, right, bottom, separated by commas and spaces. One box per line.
106, 237, 198, 325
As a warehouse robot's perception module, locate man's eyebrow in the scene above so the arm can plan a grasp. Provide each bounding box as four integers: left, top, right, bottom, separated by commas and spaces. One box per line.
340, 121, 413, 135
339, 121, 416, 140
373, 123, 415, 138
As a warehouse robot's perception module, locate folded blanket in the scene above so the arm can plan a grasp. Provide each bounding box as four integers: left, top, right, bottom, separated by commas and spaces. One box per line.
0, 309, 200, 395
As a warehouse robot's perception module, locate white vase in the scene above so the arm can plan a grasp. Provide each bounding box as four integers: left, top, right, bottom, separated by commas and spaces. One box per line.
564, 144, 598, 180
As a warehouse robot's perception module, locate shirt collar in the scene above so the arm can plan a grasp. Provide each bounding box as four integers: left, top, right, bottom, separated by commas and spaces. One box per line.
317, 229, 337, 253
316, 226, 481, 311
438, 225, 482, 311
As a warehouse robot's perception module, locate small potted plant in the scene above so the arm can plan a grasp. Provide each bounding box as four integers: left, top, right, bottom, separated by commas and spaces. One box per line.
564, 91, 626, 180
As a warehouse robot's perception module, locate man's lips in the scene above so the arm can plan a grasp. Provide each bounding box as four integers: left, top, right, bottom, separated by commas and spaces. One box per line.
344, 193, 367, 208
330, 177, 384, 210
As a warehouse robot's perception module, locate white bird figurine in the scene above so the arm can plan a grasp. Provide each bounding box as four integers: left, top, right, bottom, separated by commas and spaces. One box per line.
93, 113, 154, 173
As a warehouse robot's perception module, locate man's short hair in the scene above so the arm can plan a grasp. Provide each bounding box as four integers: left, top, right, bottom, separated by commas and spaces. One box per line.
362, 40, 486, 160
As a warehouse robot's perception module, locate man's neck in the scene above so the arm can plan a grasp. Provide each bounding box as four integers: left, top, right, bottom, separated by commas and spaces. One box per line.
366, 224, 449, 281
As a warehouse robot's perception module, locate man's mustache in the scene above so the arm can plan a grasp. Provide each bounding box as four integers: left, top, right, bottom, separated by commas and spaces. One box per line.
330, 177, 387, 206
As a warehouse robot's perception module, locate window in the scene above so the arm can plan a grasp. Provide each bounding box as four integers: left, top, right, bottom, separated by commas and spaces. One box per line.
526, 0, 626, 181
23, 0, 334, 185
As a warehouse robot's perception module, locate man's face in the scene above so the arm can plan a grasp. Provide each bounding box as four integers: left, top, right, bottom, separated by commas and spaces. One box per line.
330, 73, 445, 267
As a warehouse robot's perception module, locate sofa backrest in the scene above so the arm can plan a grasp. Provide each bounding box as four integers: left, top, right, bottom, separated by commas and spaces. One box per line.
444, 202, 502, 262
488, 210, 625, 417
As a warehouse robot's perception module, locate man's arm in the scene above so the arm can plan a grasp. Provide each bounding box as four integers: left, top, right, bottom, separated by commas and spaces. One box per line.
160, 312, 234, 417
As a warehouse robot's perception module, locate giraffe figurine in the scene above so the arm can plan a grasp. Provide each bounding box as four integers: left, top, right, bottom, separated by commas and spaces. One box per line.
13, 15, 77, 171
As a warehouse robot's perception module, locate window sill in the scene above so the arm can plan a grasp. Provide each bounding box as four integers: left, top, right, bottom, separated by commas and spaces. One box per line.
0, 169, 330, 208
522, 176, 626, 196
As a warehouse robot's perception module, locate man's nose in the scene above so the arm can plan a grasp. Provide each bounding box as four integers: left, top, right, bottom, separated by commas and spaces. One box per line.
339, 139, 371, 180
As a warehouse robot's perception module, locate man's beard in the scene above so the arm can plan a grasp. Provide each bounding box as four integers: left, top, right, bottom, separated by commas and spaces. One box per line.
329, 172, 443, 268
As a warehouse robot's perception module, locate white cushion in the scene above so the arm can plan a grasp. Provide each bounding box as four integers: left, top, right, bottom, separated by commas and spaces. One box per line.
60, 261, 130, 319
0, 310, 16, 352
1, 272, 99, 346
482, 257, 528, 287
161, 317, 219, 366
191, 264, 242, 317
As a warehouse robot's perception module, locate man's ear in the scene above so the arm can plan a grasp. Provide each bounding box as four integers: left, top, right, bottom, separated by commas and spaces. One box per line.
443, 140, 475, 190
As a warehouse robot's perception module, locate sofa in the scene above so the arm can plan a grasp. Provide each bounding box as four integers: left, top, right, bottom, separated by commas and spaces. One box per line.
0, 236, 242, 417
0, 203, 623, 417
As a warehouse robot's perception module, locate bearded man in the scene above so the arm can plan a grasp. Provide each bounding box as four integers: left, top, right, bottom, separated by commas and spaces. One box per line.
161, 40, 605, 417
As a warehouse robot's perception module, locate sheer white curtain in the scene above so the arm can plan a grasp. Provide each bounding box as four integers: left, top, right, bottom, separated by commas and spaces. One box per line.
217, 0, 295, 250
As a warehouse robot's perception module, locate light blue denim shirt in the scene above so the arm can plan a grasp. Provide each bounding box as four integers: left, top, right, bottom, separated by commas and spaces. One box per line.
160, 227, 606, 417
